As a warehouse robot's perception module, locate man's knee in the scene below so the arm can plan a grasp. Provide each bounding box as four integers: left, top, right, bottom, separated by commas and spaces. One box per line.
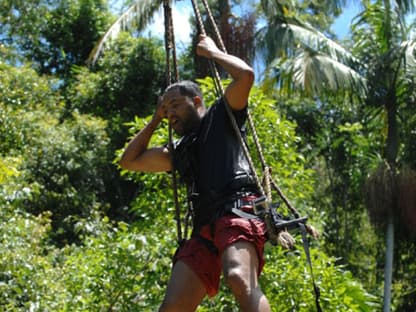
224, 266, 250, 296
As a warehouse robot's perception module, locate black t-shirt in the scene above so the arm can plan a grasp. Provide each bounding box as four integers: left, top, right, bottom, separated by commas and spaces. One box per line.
173, 97, 258, 229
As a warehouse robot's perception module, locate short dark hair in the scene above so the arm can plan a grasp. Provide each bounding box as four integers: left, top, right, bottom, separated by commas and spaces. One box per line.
164, 80, 203, 100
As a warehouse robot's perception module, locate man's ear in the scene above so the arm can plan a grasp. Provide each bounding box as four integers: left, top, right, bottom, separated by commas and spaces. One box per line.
193, 96, 203, 109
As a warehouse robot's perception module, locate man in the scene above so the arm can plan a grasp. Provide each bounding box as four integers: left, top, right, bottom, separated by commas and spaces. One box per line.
120, 34, 271, 312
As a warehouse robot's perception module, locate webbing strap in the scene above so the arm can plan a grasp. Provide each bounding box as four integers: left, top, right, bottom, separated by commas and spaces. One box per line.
299, 223, 322, 312
230, 207, 261, 220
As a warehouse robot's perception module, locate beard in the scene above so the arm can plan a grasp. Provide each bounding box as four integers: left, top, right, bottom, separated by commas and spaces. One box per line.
172, 112, 201, 136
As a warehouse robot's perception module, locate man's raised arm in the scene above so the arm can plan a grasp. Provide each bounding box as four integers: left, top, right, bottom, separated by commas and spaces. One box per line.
196, 35, 254, 111
119, 105, 171, 173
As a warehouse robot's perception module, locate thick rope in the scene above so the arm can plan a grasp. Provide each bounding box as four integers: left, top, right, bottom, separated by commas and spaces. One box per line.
193, 0, 305, 220
163, 0, 183, 243
190, 0, 266, 197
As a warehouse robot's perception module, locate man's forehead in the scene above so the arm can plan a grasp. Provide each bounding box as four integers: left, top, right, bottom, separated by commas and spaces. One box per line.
162, 89, 189, 106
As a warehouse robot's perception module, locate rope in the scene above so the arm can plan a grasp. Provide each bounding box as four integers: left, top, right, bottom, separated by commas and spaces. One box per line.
163, 0, 179, 85
200, 0, 226, 52
192, 0, 306, 220
190, 0, 266, 197
163, 0, 183, 243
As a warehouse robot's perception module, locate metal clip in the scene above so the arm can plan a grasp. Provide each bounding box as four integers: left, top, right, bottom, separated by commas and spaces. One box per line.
252, 195, 269, 216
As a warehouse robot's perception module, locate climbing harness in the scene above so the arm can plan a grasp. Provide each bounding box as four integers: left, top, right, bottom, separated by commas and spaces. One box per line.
162, 1, 322, 310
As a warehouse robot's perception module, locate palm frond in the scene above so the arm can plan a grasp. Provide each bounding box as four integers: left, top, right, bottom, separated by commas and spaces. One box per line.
291, 22, 360, 66
292, 50, 367, 97
257, 20, 360, 67
400, 39, 416, 70
88, 0, 162, 65
396, 0, 416, 14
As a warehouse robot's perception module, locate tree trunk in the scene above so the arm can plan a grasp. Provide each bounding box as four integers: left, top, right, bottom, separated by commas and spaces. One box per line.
383, 215, 394, 312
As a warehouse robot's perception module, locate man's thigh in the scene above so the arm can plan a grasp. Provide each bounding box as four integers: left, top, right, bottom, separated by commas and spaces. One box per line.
160, 261, 206, 311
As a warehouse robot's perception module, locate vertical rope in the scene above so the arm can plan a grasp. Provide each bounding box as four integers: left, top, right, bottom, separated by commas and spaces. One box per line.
163, 0, 172, 86
193, 0, 304, 219
200, 0, 226, 52
163, 0, 182, 243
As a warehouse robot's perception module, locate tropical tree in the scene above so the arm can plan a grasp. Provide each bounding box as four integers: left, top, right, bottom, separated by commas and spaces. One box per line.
354, 2, 416, 311
0, 0, 111, 79
89, 0, 256, 84
255, 0, 416, 310
87, 0, 164, 65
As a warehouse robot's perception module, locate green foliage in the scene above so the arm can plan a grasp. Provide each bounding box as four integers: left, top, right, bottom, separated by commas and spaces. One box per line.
0, 204, 172, 311
0, 157, 20, 184
0, 0, 50, 50
70, 34, 165, 121
67, 34, 168, 222
111, 78, 377, 310
0, 0, 112, 77
1, 56, 110, 245
0, 200, 379, 311
53, 216, 173, 311
41, 0, 111, 76
258, 0, 416, 307
0, 208, 57, 311
273, 91, 386, 290
0, 64, 56, 108
19, 111, 109, 243
0, 62, 58, 153
260, 247, 380, 311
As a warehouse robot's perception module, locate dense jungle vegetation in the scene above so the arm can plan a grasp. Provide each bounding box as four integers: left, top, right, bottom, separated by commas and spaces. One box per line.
1, 0, 415, 311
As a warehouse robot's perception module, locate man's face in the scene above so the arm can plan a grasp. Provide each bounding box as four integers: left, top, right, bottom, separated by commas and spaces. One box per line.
161, 88, 202, 136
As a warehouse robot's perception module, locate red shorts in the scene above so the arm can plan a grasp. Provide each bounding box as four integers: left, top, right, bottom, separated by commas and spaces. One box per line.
173, 213, 267, 297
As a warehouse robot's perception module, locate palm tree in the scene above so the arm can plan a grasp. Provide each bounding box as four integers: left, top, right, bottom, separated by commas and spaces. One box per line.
89, 0, 257, 79
88, 0, 163, 65
354, 2, 416, 311
256, 0, 367, 98
256, 0, 416, 310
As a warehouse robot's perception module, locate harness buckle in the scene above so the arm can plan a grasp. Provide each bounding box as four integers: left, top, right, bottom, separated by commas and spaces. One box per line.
252, 195, 268, 216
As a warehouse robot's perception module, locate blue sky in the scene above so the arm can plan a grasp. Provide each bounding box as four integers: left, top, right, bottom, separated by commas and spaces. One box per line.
331, 3, 361, 39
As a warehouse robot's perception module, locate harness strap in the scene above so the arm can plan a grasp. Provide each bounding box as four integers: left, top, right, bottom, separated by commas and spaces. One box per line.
226, 197, 262, 220
230, 207, 260, 220
195, 234, 219, 255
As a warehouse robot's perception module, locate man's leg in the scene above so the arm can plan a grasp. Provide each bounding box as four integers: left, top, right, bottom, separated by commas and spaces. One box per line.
159, 260, 206, 312
222, 241, 271, 312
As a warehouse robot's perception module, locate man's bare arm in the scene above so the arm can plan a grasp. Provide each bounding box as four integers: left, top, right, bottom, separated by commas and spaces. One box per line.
196, 35, 254, 111
119, 112, 171, 173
